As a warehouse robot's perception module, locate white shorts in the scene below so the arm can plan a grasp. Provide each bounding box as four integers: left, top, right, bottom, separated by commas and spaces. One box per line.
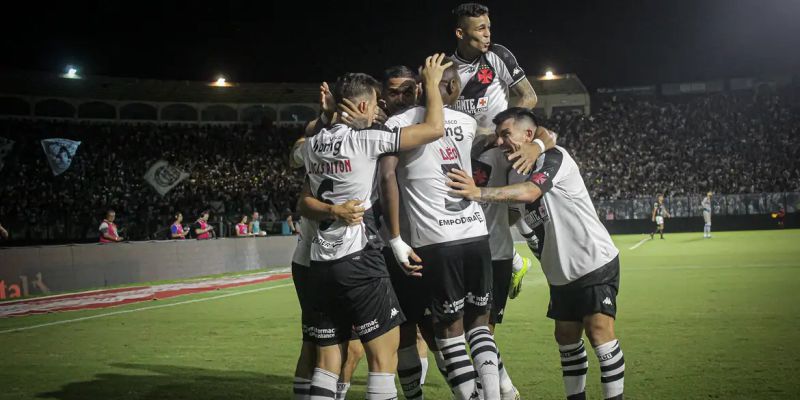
703, 211, 711, 225
655, 216, 664, 225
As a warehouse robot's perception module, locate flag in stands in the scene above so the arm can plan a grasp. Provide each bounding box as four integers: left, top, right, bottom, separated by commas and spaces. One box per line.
41, 138, 81, 176
143, 160, 190, 196
0, 136, 14, 172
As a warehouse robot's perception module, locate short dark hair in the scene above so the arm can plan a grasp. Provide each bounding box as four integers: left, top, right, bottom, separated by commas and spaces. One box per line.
492, 107, 541, 128
453, 3, 489, 26
383, 65, 419, 84
106, 209, 115, 216
333, 73, 380, 104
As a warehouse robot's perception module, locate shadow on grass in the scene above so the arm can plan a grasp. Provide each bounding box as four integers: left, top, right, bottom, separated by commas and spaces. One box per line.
37, 363, 296, 400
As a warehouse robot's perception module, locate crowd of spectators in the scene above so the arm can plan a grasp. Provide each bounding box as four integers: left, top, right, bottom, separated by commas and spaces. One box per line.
0, 88, 797, 243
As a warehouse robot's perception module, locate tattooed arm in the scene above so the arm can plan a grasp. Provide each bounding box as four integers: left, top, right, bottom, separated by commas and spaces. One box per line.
446, 168, 543, 204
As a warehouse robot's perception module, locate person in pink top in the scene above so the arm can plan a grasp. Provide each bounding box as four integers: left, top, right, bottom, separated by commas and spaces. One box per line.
235, 215, 252, 237
193, 210, 214, 240
99, 210, 123, 243
170, 212, 187, 239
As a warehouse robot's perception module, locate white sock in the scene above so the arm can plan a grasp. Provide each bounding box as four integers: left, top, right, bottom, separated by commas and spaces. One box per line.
497, 352, 514, 394
466, 326, 500, 400
419, 357, 429, 385
366, 372, 397, 400
310, 368, 339, 400
559, 340, 588, 399
511, 251, 524, 274
436, 335, 478, 400
293, 376, 312, 400
397, 345, 423, 399
594, 339, 625, 399
335, 382, 350, 400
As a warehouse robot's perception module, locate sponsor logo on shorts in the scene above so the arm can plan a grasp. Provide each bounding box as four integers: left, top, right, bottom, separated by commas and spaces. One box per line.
438, 211, 485, 227
390, 308, 399, 318
466, 292, 490, 307
308, 326, 337, 340
602, 297, 613, 306
355, 319, 381, 336
442, 298, 465, 314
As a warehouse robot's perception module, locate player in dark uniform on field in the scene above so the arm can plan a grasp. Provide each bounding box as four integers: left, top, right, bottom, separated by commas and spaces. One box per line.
650, 194, 670, 239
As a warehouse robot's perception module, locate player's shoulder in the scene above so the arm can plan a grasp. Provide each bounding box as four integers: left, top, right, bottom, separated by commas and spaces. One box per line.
488, 43, 517, 58
387, 106, 425, 127
444, 106, 477, 124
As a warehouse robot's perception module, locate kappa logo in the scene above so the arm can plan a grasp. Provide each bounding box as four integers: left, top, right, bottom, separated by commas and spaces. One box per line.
481, 360, 496, 367
513, 67, 522, 76
602, 297, 613, 306
390, 308, 399, 318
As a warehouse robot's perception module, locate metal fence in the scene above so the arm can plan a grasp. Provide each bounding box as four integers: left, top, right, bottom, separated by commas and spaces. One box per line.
595, 192, 799, 221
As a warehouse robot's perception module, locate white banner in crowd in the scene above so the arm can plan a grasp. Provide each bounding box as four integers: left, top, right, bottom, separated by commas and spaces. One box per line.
41, 138, 81, 176
0, 136, 14, 172
143, 160, 190, 196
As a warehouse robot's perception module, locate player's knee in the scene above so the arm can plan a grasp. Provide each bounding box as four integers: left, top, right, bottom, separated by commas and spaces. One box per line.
584, 318, 616, 347
346, 341, 365, 364
554, 326, 582, 345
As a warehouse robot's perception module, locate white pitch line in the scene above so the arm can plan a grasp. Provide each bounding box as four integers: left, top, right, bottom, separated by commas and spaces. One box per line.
0, 283, 293, 335
629, 237, 651, 250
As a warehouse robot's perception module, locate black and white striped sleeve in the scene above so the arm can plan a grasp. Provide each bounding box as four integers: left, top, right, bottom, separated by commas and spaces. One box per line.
489, 43, 527, 87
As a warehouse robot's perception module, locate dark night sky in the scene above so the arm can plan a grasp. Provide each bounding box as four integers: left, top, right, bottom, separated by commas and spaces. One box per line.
2, 0, 799, 89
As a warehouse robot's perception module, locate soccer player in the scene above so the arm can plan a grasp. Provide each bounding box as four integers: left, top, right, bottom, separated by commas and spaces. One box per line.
450, 2, 538, 325
447, 108, 626, 400
299, 54, 453, 400
291, 86, 371, 400
702, 192, 712, 238
650, 194, 670, 239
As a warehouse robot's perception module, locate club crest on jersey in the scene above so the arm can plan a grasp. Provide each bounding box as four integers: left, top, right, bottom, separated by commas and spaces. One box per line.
477, 65, 494, 84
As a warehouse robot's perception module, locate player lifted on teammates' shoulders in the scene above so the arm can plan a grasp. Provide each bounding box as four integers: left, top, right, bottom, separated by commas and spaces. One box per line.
448, 108, 627, 400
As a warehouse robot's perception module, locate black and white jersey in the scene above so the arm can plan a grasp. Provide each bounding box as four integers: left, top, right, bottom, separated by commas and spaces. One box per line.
303, 123, 400, 261
654, 202, 667, 217
451, 44, 527, 134
385, 106, 488, 248
472, 147, 516, 260
508, 146, 619, 286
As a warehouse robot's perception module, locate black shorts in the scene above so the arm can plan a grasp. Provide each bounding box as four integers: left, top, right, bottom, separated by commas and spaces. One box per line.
291, 262, 315, 342
547, 256, 620, 322
384, 247, 430, 325
416, 237, 493, 325
308, 249, 406, 346
490, 259, 513, 324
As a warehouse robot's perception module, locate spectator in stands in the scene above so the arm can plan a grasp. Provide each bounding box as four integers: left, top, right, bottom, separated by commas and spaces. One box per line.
170, 212, 187, 239
193, 210, 214, 240
235, 215, 251, 237
0, 222, 8, 240
99, 210, 123, 243
249, 211, 266, 236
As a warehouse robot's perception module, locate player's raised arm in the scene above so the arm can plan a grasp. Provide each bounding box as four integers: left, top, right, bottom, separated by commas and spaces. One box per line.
397, 53, 452, 151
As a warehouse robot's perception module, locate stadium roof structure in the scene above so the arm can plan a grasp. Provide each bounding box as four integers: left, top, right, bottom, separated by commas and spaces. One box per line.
0, 69, 320, 104
530, 73, 588, 96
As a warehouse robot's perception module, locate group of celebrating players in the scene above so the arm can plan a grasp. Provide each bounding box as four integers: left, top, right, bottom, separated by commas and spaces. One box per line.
287, 4, 625, 400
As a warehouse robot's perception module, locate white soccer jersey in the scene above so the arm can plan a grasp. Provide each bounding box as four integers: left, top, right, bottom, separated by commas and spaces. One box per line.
303, 123, 400, 261
385, 106, 488, 248
451, 43, 527, 134
508, 146, 619, 286
291, 217, 316, 267
702, 197, 711, 213
473, 147, 515, 260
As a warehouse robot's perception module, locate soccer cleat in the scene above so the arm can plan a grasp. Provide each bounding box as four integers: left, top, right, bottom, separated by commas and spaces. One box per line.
501, 385, 521, 400
509, 257, 531, 299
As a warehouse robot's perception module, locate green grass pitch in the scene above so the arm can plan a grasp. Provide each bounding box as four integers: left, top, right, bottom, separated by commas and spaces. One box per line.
1, 229, 799, 399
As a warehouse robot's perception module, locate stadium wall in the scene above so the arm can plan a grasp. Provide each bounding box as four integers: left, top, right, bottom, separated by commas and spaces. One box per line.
0, 237, 297, 298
